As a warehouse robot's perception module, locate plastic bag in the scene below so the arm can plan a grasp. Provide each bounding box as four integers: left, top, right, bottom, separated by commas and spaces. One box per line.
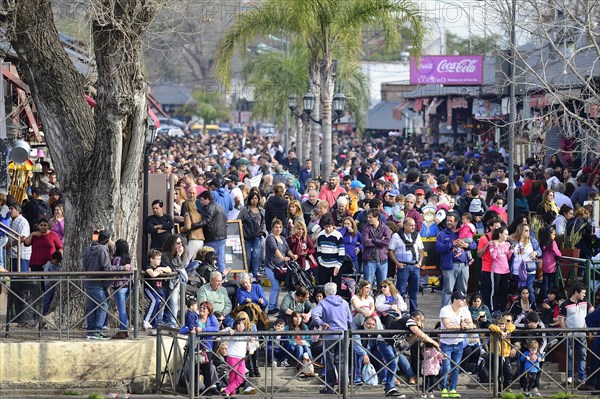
362, 363, 379, 386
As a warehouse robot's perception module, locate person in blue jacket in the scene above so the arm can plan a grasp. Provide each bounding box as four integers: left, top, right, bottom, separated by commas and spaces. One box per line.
236, 272, 268, 310
585, 306, 600, 390
436, 212, 477, 307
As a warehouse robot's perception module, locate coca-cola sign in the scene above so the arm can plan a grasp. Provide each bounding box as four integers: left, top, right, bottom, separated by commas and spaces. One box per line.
410, 55, 483, 85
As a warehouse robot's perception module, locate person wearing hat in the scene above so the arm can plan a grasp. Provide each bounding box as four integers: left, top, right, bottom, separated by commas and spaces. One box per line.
414, 189, 426, 212
513, 311, 548, 393
438, 290, 474, 398
225, 174, 243, 219
8, 203, 31, 272
348, 180, 365, 215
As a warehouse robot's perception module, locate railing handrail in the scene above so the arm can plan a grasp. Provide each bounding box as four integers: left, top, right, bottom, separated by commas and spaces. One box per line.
0, 222, 25, 241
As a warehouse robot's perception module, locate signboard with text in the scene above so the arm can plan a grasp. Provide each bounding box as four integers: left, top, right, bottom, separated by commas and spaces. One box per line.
410, 55, 484, 85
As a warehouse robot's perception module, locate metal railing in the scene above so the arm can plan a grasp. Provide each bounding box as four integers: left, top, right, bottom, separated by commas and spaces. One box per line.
555, 256, 599, 308
155, 327, 600, 399
0, 223, 24, 272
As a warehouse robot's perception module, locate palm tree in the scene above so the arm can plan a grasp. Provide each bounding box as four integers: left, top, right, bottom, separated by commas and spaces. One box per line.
241, 41, 369, 164
215, 0, 424, 177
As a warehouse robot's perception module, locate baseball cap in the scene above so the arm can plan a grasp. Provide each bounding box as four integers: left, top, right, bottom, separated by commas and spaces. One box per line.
350, 180, 366, 189
388, 189, 400, 197
415, 189, 425, 195
451, 291, 467, 301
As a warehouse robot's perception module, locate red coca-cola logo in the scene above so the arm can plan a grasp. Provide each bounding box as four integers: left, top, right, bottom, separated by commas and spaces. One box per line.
436, 58, 479, 74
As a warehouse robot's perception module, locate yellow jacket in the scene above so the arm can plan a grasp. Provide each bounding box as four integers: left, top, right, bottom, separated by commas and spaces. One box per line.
488, 323, 516, 357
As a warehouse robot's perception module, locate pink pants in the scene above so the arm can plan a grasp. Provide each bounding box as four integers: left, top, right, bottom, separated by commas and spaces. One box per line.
224, 356, 246, 395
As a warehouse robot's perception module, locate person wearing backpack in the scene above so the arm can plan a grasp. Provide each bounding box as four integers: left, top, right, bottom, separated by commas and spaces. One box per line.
22, 187, 53, 231
388, 217, 424, 312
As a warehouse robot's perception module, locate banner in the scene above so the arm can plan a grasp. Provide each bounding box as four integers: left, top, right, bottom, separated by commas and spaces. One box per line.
410, 55, 484, 85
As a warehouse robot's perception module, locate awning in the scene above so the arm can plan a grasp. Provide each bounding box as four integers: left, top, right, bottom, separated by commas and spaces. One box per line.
392, 101, 411, 121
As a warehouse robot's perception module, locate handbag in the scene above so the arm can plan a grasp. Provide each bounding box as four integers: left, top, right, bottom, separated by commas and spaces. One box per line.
273, 265, 288, 281
196, 346, 210, 364
525, 261, 537, 273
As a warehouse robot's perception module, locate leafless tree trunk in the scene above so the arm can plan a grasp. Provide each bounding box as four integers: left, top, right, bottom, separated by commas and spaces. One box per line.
4, 0, 161, 270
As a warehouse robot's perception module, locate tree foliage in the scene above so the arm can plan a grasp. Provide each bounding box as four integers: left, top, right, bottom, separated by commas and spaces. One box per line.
215, 0, 425, 177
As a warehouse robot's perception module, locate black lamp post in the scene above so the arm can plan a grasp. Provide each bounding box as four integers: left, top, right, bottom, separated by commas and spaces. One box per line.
288, 89, 346, 125
141, 118, 157, 264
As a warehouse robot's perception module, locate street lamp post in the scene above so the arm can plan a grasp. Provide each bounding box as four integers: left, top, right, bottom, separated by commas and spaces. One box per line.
141, 119, 157, 265
288, 90, 346, 177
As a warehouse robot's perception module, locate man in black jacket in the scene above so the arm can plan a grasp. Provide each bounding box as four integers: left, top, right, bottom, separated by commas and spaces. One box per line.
196, 191, 228, 273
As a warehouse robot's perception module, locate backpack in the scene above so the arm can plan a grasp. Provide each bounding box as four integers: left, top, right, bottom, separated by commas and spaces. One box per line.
477, 356, 489, 383
33, 200, 53, 224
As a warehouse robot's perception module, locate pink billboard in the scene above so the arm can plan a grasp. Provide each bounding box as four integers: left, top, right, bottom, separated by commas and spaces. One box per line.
410, 55, 484, 85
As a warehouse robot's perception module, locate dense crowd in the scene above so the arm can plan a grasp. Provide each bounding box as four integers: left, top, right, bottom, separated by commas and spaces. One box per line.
138, 129, 600, 397
2, 127, 600, 398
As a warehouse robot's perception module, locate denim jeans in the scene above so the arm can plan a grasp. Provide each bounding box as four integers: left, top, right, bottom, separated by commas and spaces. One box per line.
541, 272, 555, 303
206, 239, 226, 273
113, 285, 130, 331
264, 267, 280, 311
363, 260, 388, 290
292, 344, 313, 361
162, 283, 180, 327
396, 264, 420, 312
441, 263, 469, 307
376, 341, 398, 391
43, 278, 58, 315
85, 284, 108, 334
245, 237, 262, 277
524, 273, 536, 304
10, 258, 29, 272
567, 336, 587, 381
324, 336, 344, 390
439, 341, 465, 390
0, 235, 8, 267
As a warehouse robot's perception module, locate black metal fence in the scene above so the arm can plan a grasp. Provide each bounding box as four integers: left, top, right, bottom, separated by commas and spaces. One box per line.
155, 327, 600, 399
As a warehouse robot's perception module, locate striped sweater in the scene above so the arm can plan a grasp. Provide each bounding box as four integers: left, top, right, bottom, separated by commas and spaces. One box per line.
316, 230, 345, 268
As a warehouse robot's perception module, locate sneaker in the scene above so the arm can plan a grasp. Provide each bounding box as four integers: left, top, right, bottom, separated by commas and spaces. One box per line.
97, 333, 111, 340
420, 395, 428, 399
243, 386, 257, 394
532, 388, 539, 393
441, 389, 449, 398
280, 359, 289, 367
86, 333, 100, 340
303, 352, 310, 360
428, 394, 435, 399
149, 329, 157, 336
448, 390, 461, 398
354, 379, 364, 386
408, 377, 417, 384
319, 388, 334, 394
567, 377, 573, 384
143, 321, 152, 330
385, 387, 405, 397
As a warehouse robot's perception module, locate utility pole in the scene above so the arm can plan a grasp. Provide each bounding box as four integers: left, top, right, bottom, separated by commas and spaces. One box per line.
507, 0, 517, 224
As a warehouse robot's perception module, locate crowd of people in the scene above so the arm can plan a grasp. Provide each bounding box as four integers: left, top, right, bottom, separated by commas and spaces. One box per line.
137, 129, 600, 397
2, 127, 600, 397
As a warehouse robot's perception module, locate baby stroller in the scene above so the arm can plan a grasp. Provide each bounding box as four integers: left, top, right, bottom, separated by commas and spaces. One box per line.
340, 256, 360, 301
284, 260, 314, 292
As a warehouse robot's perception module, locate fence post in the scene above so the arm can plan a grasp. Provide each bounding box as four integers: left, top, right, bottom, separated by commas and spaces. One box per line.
492, 337, 499, 398
180, 281, 185, 326
189, 333, 195, 399
133, 269, 139, 338
156, 329, 162, 392
341, 330, 349, 399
